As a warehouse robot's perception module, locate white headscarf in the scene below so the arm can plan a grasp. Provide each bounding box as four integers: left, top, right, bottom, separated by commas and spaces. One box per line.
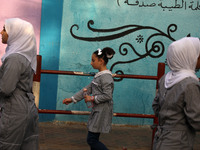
1, 18, 37, 73
165, 37, 200, 89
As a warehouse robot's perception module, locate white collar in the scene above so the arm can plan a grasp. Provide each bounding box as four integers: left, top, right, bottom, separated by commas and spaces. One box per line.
94, 70, 112, 78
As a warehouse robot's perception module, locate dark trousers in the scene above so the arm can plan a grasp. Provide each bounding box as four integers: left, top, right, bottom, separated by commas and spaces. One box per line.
87, 131, 109, 150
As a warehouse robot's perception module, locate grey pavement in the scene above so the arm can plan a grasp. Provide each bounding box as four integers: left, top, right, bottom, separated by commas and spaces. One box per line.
39, 121, 200, 150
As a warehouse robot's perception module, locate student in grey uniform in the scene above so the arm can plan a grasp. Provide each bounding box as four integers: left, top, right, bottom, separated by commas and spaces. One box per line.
152, 37, 200, 150
0, 18, 38, 150
63, 47, 115, 150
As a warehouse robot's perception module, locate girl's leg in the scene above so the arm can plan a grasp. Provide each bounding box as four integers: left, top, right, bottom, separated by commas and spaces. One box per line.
87, 131, 109, 150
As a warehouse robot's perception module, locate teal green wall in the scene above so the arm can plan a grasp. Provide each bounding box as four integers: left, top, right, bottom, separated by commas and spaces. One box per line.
39, 0, 63, 121
39, 0, 200, 125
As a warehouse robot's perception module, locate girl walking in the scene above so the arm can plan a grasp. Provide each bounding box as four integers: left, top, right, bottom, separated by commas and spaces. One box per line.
152, 37, 200, 150
0, 18, 38, 150
63, 47, 115, 150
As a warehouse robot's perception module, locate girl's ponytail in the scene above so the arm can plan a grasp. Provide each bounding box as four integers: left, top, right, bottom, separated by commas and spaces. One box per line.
94, 47, 115, 64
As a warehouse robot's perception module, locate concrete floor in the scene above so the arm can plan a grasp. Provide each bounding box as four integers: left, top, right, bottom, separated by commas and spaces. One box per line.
39, 121, 200, 150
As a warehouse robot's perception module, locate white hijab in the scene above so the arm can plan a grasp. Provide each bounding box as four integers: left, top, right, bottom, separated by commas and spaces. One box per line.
165, 37, 200, 89
1, 18, 37, 73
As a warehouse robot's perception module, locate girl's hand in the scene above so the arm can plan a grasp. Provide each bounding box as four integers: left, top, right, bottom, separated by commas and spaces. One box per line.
63, 98, 72, 105
84, 95, 94, 103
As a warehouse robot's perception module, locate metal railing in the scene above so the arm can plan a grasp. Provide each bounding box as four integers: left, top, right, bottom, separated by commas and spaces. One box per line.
34, 55, 165, 149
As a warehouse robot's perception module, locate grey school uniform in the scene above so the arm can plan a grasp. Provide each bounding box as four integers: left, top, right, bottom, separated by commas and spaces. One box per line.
0, 54, 39, 150
72, 70, 114, 133
152, 75, 200, 150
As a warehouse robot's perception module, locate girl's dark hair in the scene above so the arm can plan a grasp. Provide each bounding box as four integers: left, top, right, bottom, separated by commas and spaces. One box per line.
93, 47, 115, 64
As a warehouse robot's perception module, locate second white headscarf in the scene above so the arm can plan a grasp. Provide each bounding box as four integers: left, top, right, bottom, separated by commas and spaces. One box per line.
1, 18, 37, 73
165, 37, 200, 89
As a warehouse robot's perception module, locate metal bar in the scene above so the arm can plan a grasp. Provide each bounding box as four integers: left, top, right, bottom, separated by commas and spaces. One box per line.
113, 112, 155, 118
156, 63, 166, 89
113, 74, 158, 80
33, 55, 42, 82
41, 70, 93, 76
38, 109, 156, 119
41, 69, 158, 80
38, 109, 91, 115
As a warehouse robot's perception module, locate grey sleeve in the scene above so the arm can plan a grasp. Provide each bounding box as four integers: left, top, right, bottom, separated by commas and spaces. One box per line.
0, 56, 22, 96
184, 83, 200, 131
152, 91, 160, 117
152, 77, 163, 117
72, 83, 92, 103
95, 74, 114, 104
